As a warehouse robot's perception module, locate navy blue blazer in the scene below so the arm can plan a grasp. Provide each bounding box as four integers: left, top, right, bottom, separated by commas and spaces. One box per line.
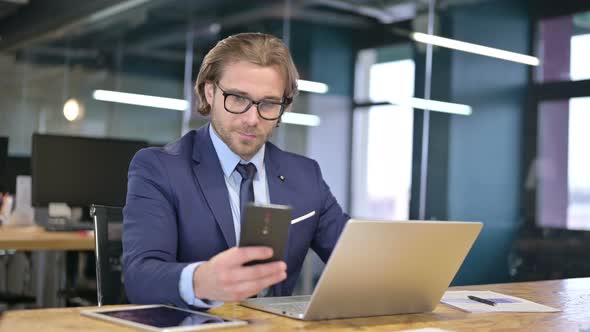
122, 125, 349, 308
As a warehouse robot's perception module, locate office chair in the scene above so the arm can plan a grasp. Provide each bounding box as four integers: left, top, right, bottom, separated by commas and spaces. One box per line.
0, 252, 36, 308
0, 291, 36, 306
90, 204, 127, 306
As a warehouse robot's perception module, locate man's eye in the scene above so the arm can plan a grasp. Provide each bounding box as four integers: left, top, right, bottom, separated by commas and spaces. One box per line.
230, 95, 249, 103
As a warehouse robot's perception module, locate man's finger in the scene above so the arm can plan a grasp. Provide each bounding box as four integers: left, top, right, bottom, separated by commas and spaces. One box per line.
222, 246, 274, 266
227, 271, 288, 300
229, 261, 287, 283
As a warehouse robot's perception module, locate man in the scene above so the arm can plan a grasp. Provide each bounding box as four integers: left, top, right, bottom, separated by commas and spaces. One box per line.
123, 32, 349, 309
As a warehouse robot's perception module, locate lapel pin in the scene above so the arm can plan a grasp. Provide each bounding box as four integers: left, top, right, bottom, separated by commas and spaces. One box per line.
279, 175, 285, 182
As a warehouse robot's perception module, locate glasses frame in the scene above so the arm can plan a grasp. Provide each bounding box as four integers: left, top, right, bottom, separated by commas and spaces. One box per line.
215, 82, 292, 120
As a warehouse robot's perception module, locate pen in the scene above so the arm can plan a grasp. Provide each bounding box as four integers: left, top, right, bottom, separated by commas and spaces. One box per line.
467, 295, 496, 306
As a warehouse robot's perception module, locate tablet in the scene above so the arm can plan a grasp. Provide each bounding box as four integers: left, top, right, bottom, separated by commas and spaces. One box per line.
80, 305, 247, 331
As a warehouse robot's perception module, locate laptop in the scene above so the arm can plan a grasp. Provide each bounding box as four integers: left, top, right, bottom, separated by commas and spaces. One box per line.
240, 219, 482, 320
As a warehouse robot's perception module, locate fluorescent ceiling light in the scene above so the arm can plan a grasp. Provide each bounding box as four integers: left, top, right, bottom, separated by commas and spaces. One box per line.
282, 112, 321, 126
93, 90, 189, 111
411, 32, 540, 66
297, 79, 329, 94
93, 89, 321, 126
388, 96, 472, 116
89, 0, 153, 22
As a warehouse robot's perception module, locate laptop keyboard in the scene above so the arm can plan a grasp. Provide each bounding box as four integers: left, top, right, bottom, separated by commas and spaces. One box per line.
268, 301, 309, 314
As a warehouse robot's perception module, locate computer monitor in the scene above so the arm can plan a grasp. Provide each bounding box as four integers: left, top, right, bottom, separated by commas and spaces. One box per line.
0, 137, 8, 193
32, 134, 147, 208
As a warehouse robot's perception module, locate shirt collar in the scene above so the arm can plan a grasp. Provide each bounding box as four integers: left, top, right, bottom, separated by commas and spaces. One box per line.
209, 123, 265, 178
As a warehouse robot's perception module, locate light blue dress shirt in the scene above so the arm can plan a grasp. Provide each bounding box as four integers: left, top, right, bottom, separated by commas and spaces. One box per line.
178, 124, 270, 308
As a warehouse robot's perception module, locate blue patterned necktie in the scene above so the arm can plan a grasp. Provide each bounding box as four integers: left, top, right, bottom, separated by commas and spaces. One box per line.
235, 162, 257, 224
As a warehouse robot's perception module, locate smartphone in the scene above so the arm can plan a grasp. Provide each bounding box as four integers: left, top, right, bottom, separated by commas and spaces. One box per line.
239, 203, 292, 265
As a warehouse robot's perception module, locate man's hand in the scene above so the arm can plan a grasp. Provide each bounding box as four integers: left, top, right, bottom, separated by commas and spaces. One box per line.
193, 246, 287, 302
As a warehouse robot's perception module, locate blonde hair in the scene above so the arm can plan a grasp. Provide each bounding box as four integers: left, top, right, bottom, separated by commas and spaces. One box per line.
195, 32, 299, 116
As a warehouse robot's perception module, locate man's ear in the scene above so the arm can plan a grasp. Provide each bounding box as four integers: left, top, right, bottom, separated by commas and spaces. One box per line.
204, 82, 215, 106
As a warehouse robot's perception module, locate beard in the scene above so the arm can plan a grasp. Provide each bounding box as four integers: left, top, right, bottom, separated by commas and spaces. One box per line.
211, 117, 272, 161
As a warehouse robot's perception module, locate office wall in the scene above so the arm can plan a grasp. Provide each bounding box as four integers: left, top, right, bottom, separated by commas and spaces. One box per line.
306, 25, 353, 212
448, 0, 528, 284
413, 0, 529, 285
0, 96, 38, 155
271, 23, 353, 212
288, 24, 354, 294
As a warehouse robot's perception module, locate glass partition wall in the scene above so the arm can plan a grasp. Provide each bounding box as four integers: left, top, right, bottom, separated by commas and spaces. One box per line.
1, 0, 589, 302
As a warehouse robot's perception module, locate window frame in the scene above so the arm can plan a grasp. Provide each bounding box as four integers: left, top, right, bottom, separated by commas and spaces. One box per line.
524, 5, 590, 232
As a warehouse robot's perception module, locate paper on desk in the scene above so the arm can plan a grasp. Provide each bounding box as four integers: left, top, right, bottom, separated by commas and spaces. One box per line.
441, 291, 559, 313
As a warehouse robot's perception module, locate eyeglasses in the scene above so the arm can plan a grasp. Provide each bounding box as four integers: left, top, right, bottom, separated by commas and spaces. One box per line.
215, 82, 292, 120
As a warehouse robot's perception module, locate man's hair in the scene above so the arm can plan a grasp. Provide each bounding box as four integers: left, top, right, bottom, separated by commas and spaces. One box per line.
195, 32, 299, 116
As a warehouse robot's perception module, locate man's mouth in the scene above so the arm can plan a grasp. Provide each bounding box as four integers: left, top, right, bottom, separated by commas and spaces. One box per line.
238, 132, 256, 140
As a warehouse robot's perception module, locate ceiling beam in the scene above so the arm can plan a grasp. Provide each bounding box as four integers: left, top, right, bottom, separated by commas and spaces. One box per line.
128, 0, 375, 50
0, 0, 29, 4
0, 0, 167, 51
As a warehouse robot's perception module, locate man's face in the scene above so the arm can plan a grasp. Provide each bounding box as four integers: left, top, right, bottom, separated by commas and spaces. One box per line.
205, 60, 285, 161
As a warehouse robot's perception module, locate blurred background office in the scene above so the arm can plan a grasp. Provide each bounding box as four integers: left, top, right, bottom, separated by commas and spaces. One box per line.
0, 0, 589, 308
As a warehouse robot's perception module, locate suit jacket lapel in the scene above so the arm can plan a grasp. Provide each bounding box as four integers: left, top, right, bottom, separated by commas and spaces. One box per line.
265, 144, 292, 296
265, 144, 290, 207
191, 126, 236, 248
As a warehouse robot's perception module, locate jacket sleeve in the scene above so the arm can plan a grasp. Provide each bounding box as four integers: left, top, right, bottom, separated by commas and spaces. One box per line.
122, 148, 190, 308
309, 160, 350, 263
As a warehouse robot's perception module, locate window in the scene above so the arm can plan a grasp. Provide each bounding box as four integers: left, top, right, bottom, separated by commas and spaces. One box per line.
352, 47, 414, 220
570, 33, 590, 81
536, 11, 590, 82
568, 97, 590, 230
533, 9, 590, 231
537, 97, 590, 231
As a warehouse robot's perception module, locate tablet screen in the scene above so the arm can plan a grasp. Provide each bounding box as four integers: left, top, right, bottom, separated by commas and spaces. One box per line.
97, 306, 230, 328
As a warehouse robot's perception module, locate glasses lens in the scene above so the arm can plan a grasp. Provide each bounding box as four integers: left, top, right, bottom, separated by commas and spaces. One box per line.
258, 102, 283, 119
225, 94, 251, 113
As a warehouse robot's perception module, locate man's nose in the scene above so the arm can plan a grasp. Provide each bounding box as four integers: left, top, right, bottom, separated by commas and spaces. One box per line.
243, 103, 261, 125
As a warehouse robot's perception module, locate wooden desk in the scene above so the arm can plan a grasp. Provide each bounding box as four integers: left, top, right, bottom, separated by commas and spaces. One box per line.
0, 225, 95, 307
0, 225, 94, 251
1, 278, 589, 332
